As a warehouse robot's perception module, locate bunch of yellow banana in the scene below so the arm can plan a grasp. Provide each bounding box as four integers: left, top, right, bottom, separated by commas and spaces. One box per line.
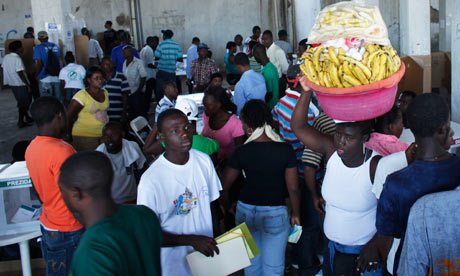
299, 44, 401, 88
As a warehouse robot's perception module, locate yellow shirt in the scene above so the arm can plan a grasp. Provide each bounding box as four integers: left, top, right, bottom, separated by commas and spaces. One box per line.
72, 89, 109, 137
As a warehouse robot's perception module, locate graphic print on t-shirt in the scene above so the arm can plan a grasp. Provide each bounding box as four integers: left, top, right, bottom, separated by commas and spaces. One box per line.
174, 188, 198, 215
90, 103, 109, 123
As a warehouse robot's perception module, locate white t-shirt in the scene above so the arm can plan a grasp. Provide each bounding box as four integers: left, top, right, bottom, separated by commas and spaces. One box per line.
2, 53, 26, 86
137, 149, 222, 276
96, 139, 146, 204
89, 39, 103, 60
58, 63, 86, 89
140, 45, 156, 80
122, 58, 147, 94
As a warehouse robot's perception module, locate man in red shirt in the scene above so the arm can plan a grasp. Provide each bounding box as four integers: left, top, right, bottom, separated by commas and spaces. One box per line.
25, 96, 83, 276
190, 43, 218, 92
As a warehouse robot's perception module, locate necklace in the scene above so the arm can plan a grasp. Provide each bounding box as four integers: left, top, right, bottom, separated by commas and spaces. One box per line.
422, 151, 451, 161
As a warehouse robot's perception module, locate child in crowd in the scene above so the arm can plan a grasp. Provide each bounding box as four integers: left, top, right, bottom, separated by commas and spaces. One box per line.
25, 97, 84, 275
96, 122, 147, 204
365, 106, 409, 156
58, 151, 162, 276
248, 40, 262, 73
59, 51, 86, 107
144, 99, 220, 163
209, 72, 223, 87
155, 81, 179, 122
137, 109, 222, 276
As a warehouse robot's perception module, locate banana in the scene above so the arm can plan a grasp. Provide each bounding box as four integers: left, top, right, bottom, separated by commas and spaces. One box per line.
319, 71, 326, 86
339, 55, 372, 79
305, 59, 320, 85
393, 55, 401, 72
366, 50, 384, 68
313, 46, 326, 72
376, 54, 387, 81
329, 63, 343, 88
325, 72, 333, 87
342, 74, 362, 86
299, 63, 309, 78
385, 52, 396, 75
351, 64, 369, 85
362, 51, 369, 65
338, 47, 346, 56
338, 64, 344, 83
342, 80, 353, 87
342, 61, 354, 78
328, 46, 340, 66
364, 44, 376, 54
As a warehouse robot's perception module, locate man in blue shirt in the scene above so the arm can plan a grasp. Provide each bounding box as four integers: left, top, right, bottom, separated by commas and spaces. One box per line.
155, 29, 183, 101
186, 37, 200, 93
111, 31, 139, 73
33, 31, 62, 101
233, 53, 266, 115
398, 185, 460, 276
376, 93, 460, 275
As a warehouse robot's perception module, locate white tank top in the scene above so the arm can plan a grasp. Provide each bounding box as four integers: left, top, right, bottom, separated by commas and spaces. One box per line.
322, 150, 378, 246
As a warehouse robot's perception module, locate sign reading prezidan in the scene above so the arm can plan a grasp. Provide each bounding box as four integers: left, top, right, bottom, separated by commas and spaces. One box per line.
0, 178, 32, 188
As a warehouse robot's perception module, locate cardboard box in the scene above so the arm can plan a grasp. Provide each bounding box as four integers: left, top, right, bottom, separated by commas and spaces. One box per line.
397, 55, 432, 101
431, 52, 451, 89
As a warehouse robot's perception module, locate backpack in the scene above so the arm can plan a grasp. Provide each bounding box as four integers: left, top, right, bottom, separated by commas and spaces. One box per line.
45, 46, 60, 76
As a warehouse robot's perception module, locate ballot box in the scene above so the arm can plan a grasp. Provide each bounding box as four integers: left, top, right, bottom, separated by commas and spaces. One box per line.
0, 162, 41, 235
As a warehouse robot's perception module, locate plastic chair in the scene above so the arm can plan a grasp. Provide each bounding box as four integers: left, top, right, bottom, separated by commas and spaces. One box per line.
130, 116, 152, 145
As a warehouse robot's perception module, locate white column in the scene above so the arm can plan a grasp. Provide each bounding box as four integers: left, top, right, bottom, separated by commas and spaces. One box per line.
399, 0, 431, 56
451, 0, 460, 123
30, 0, 74, 54
293, 0, 321, 42
439, 0, 453, 51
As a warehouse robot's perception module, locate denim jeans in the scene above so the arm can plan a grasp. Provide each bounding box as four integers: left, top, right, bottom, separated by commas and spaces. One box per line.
128, 91, 148, 121
39, 81, 62, 102
292, 184, 322, 276
40, 226, 84, 276
63, 88, 81, 107
235, 201, 290, 276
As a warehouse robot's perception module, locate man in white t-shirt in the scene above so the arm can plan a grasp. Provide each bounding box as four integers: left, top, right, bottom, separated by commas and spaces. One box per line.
140, 36, 159, 112
82, 28, 103, 67
59, 51, 86, 106
137, 109, 222, 276
2, 40, 33, 127
96, 122, 147, 204
123, 45, 147, 120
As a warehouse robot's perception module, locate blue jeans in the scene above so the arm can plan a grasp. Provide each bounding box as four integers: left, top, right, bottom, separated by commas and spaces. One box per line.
39, 81, 62, 102
235, 201, 290, 276
329, 240, 382, 276
40, 226, 84, 276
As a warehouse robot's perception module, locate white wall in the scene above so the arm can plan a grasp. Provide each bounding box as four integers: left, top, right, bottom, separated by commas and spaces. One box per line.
0, 1, 33, 48
139, 0, 276, 68
71, 0, 132, 35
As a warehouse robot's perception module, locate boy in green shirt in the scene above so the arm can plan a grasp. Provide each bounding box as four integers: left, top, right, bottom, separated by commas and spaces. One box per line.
58, 151, 162, 276
253, 44, 279, 109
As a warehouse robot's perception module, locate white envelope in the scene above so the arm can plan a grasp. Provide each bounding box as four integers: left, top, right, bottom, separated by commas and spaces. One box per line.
186, 236, 251, 276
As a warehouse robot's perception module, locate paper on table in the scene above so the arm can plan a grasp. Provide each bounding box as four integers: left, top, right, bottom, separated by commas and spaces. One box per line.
186, 236, 251, 276
215, 222, 260, 259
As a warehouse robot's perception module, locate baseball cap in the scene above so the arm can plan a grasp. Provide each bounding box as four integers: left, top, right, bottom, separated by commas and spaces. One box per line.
197, 43, 209, 50
161, 29, 174, 37
176, 99, 199, 121
37, 31, 48, 39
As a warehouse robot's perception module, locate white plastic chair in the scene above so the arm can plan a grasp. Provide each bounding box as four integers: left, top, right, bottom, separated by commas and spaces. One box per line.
130, 116, 152, 145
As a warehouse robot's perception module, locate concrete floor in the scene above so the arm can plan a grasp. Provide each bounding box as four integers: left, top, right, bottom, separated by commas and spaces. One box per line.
0, 89, 36, 164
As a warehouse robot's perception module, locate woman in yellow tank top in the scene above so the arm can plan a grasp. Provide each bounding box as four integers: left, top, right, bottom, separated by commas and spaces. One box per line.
67, 66, 109, 151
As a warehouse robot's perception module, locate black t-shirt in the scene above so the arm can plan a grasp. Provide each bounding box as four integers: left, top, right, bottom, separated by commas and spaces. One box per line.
228, 141, 297, 206
104, 29, 117, 54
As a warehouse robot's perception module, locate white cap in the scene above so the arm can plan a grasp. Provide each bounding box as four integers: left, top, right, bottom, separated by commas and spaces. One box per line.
176, 98, 199, 121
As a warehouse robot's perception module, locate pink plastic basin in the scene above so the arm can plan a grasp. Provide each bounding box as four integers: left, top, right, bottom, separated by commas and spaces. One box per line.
313, 85, 398, 121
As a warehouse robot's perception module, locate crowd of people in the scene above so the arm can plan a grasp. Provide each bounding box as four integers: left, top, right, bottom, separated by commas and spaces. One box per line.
1, 22, 459, 276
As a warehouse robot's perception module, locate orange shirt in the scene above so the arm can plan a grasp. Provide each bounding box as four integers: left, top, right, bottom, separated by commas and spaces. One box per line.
25, 136, 83, 231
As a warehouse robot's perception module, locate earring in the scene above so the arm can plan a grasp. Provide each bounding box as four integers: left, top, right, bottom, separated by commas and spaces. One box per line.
247, 128, 253, 136
363, 143, 365, 155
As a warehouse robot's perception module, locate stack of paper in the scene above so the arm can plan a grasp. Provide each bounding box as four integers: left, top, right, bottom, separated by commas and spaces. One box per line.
186, 223, 260, 276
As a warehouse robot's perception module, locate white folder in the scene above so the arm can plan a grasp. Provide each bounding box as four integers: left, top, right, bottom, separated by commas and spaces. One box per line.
186, 236, 251, 276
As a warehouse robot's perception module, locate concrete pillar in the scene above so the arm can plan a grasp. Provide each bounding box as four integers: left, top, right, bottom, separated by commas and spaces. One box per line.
439, 0, 453, 51
30, 0, 74, 55
293, 0, 321, 43
399, 0, 431, 56
451, 0, 460, 123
